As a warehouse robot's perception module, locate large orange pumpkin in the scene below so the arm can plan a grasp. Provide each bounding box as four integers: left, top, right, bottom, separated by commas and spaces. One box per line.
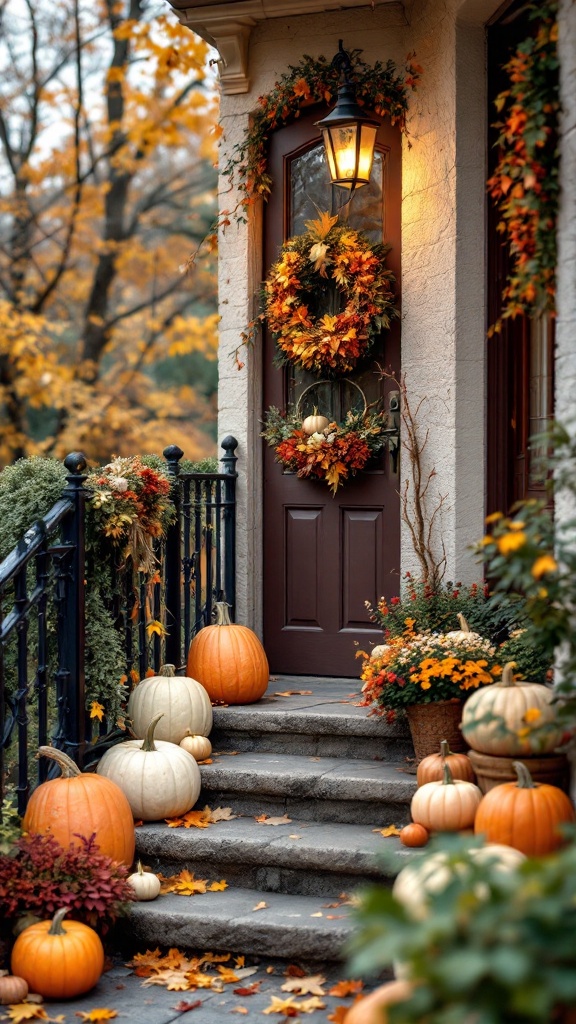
23, 746, 135, 868
474, 760, 576, 856
11, 908, 104, 1000
186, 602, 269, 704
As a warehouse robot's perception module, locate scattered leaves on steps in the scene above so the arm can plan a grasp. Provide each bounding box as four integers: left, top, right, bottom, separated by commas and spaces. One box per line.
165, 805, 237, 828
255, 814, 292, 826
158, 869, 228, 895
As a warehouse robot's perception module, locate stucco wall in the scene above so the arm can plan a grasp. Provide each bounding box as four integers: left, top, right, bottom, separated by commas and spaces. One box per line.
217, 0, 498, 631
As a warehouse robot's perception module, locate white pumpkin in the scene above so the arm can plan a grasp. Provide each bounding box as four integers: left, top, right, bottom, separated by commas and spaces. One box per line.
97, 713, 201, 821
302, 410, 330, 435
179, 733, 212, 761
128, 663, 213, 743
461, 661, 562, 756
444, 612, 484, 644
410, 763, 482, 832
392, 843, 526, 921
127, 861, 162, 901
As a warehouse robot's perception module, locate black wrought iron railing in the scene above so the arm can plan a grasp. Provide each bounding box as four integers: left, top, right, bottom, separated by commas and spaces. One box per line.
0, 438, 237, 813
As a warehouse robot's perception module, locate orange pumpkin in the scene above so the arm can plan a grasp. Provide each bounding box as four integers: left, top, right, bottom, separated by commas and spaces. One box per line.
344, 980, 413, 1024
474, 760, 576, 856
417, 740, 475, 787
23, 746, 135, 868
11, 909, 104, 1000
399, 823, 429, 847
186, 602, 269, 704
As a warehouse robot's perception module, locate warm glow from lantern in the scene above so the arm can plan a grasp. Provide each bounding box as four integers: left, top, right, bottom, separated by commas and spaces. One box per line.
315, 80, 379, 190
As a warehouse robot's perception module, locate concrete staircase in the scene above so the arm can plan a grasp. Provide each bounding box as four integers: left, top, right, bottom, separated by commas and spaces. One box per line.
130, 678, 417, 960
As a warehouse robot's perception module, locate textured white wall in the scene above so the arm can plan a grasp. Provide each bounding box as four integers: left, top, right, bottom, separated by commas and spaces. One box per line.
217, 0, 500, 630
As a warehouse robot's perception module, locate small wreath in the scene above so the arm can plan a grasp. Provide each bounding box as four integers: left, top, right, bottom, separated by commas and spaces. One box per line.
262, 402, 389, 494
263, 212, 399, 375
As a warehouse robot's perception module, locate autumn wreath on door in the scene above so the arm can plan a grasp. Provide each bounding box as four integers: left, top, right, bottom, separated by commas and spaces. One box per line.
263, 211, 398, 375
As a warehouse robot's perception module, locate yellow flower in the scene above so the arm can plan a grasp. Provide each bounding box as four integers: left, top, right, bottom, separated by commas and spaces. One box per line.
509, 521, 526, 531
485, 511, 504, 524
531, 554, 558, 579
523, 707, 542, 724
421, 680, 432, 690
480, 536, 494, 547
497, 531, 527, 555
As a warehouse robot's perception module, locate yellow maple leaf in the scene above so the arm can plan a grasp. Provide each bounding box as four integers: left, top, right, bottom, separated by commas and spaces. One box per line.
262, 995, 301, 1015
216, 966, 240, 984
208, 879, 228, 891
299, 996, 326, 1012
304, 210, 338, 241
89, 700, 105, 722
3, 1008, 49, 1024
281, 974, 326, 996
165, 809, 211, 828
75, 1011, 118, 1023
172, 870, 207, 895
372, 824, 402, 837
146, 619, 168, 638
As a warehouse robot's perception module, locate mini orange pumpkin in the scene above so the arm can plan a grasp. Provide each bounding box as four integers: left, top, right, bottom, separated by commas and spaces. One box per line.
186, 602, 269, 704
22, 746, 135, 868
417, 739, 475, 787
474, 760, 576, 856
11, 909, 105, 1000
399, 823, 429, 847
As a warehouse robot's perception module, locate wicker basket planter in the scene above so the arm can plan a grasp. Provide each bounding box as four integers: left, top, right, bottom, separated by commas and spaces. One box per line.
406, 700, 466, 762
468, 748, 571, 794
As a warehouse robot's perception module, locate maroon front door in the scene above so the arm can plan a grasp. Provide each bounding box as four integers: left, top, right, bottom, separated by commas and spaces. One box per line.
263, 108, 401, 676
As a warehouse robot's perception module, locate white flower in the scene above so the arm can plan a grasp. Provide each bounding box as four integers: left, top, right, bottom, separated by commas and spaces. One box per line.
370, 644, 389, 660
109, 476, 129, 493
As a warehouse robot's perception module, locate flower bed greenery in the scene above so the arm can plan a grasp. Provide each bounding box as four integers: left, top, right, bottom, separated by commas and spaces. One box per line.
350, 833, 576, 1024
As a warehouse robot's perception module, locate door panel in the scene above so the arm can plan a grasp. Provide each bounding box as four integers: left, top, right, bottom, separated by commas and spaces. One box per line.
263, 107, 401, 676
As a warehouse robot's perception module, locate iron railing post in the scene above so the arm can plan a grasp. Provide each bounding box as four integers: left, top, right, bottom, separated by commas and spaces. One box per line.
163, 445, 184, 668
55, 452, 88, 766
220, 436, 238, 620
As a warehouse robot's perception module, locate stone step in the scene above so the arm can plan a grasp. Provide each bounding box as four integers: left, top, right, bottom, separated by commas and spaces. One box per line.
198, 751, 416, 826
136, 818, 411, 897
128, 888, 361, 961
210, 677, 412, 761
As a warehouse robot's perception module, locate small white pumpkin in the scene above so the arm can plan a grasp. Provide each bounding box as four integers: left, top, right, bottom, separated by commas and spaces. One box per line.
444, 613, 484, 644
96, 713, 201, 821
302, 409, 330, 435
127, 861, 161, 901
128, 664, 213, 743
179, 733, 212, 761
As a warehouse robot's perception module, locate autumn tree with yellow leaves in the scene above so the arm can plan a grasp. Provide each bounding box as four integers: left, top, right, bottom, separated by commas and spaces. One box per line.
0, 0, 220, 465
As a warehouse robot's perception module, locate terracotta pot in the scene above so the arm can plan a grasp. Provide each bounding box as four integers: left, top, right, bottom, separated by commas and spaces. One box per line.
468, 749, 571, 794
406, 700, 465, 762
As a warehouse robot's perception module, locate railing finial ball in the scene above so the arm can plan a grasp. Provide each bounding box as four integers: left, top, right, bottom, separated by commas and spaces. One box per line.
64, 452, 88, 474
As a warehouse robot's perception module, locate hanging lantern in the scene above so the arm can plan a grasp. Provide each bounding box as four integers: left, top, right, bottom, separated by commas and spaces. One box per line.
315, 41, 379, 190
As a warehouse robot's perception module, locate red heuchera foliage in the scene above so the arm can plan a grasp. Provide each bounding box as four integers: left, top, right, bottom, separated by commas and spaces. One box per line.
0, 832, 135, 932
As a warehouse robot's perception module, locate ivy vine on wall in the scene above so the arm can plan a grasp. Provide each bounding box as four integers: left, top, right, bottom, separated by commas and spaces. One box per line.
221, 50, 422, 222
488, 0, 559, 333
